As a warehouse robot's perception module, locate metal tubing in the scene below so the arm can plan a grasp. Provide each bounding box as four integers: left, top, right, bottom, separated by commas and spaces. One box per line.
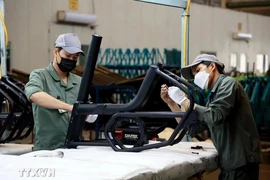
65, 35, 102, 145
77, 34, 102, 103
74, 65, 160, 115
68, 141, 109, 147
0, 0, 6, 76
134, 0, 187, 8
162, 68, 205, 105
181, 1, 190, 68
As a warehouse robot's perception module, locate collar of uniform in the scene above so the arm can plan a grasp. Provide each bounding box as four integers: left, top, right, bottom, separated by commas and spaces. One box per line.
67, 73, 78, 85
211, 74, 227, 93
46, 63, 78, 85
46, 63, 61, 82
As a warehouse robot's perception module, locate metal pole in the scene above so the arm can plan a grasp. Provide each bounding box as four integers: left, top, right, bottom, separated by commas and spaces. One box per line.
181, 0, 189, 69
77, 34, 102, 103
181, 8, 185, 69
187, 7, 190, 66
134, 0, 189, 68
0, 0, 6, 76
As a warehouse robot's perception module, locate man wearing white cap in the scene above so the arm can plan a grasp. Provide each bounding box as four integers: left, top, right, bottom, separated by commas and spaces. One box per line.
25, 33, 85, 151
160, 54, 262, 180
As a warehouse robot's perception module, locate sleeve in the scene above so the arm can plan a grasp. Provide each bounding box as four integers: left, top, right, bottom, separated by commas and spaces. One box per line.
194, 78, 237, 126
24, 70, 44, 101
188, 121, 209, 137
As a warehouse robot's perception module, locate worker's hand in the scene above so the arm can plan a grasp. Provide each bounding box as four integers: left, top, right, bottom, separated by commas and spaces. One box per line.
168, 86, 187, 106
67, 105, 73, 113
160, 84, 175, 105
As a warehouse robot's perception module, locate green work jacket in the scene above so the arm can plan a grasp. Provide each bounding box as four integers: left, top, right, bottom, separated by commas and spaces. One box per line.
25, 63, 81, 151
191, 74, 262, 172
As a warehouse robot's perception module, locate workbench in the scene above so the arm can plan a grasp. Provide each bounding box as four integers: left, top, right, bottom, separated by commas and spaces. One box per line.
0, 141, 218, 180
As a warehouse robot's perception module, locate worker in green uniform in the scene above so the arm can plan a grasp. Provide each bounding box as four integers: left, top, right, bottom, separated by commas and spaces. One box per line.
160, 54, 262, 180
25, 33, 85, 151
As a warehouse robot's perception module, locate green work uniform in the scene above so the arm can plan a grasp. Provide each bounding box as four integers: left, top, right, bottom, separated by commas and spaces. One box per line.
25, 63, 81, 151
190, 74, 262, 173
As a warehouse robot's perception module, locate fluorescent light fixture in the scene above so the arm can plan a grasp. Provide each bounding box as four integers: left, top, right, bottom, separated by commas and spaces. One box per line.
57, 11, 97, 25
232, 32, 252, 41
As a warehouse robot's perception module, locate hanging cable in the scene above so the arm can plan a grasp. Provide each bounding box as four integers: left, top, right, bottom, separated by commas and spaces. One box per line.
0, 10, 8, 47
0, 10, 9, 78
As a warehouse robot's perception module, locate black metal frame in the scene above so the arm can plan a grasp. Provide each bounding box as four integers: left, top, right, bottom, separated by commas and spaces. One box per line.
0, 79, 34, 143
64, 34, 203, 152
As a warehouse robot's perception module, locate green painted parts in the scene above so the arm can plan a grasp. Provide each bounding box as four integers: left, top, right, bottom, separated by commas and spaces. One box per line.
242, 76, 270, 128
261, 77, 270, 128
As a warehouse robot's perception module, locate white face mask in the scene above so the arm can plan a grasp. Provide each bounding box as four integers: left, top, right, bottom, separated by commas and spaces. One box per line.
194, 70, 210, 89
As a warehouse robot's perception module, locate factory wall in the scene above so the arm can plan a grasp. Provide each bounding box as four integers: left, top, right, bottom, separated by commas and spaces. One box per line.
5, 0, 270, 73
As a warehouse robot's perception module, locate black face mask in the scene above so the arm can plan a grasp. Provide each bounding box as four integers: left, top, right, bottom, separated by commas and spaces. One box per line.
57, 55, 77, 72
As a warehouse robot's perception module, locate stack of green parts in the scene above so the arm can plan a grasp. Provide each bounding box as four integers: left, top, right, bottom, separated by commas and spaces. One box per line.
261, 76, 270, 128
250, 77, 264, 125
240, 76, 270, 128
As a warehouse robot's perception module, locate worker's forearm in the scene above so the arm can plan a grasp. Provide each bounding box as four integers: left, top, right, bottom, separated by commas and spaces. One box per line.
167, 102, 182, 123
181, 99, 197, 110
29, 92, 72, 112
168, 102, 181, 112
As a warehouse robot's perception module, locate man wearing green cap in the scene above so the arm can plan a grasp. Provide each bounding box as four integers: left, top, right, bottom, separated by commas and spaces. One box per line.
160, 54, 262, 180
25, 33, 85, 151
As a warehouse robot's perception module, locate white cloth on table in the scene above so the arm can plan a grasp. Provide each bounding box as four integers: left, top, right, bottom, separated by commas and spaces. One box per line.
0, 142, 218, 180
0, 144, 33, 155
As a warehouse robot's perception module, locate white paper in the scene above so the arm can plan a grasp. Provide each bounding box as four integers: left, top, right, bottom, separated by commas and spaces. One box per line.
58, 109, 67, 113
85, 114, 98, 123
